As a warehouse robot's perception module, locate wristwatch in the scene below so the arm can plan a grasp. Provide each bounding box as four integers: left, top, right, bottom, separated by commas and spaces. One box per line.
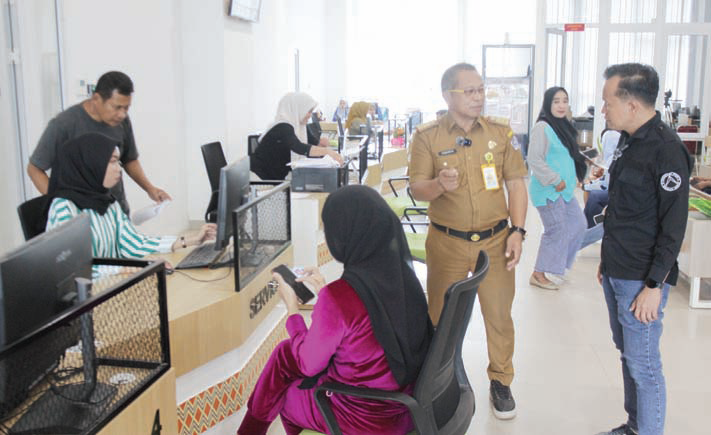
510, 226, 527, 239
645, 278, 660, 289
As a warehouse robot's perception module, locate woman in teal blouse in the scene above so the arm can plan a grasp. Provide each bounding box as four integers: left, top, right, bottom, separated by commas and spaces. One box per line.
528, 87, 588, 290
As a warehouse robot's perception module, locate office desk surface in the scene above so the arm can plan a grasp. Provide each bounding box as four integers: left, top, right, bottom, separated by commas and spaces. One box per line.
157, 245, 292, 375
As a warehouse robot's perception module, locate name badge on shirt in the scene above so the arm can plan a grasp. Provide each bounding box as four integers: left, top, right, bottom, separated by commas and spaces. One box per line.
481, 152, 499, 190
438, 149, 457, 156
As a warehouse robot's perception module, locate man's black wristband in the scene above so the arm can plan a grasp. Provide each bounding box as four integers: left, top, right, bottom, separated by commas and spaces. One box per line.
645, 278, 660, 289
510, 226, 526, 240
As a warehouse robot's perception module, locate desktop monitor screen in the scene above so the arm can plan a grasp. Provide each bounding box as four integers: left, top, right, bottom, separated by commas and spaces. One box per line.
0, 214, 91, 416
0, 214, 91, 346
215, 157, 251, 250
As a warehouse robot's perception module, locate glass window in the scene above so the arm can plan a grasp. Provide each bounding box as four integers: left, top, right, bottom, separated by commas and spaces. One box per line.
666, 0, 711, 23
665, 35, 707, 117
564, 28, 599, 116
610, 0, 657, 24
609, 32, 655, 65
546, 32, 565, 89
546, 0, 599, 24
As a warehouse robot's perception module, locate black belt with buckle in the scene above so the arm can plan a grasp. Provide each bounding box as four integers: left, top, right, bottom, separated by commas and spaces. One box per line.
432, 219, 508, 242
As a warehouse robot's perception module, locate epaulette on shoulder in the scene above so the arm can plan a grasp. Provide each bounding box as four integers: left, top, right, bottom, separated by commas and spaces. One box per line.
484, 115, 511, 127
416, 120, 438, 133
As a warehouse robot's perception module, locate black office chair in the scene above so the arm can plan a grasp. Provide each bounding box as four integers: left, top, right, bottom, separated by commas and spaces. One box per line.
200, 142, 227, 223
313, 251, 489, 435
17, 195, 51, 241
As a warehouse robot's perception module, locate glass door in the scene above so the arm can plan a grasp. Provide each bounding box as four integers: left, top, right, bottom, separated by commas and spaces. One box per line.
545, 28, 566, 90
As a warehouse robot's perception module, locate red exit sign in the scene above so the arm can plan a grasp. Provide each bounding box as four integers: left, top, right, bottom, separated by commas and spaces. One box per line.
564, 23, 585, 31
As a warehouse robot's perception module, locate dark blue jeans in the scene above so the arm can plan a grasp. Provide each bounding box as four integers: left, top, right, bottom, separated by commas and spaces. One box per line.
584, 190, 609, 228
602, 275, 669, 435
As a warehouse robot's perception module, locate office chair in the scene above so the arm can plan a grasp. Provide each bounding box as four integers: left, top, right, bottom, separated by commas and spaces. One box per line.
17, 195, 51, 240
402, 220, 427, 262
385, 176, 428, 229
200, 141, 227, 223
308, 251, 488, 435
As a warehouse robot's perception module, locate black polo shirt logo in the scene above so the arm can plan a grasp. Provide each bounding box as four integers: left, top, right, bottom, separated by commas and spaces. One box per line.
661, 172, 682, 192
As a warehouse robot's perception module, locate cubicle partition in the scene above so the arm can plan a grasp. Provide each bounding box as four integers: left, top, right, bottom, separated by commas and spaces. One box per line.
0, 259, 172, 434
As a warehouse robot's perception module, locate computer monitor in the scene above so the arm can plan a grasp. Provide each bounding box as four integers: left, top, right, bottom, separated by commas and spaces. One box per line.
214, 157, 251, 251
0, 215, 91, 416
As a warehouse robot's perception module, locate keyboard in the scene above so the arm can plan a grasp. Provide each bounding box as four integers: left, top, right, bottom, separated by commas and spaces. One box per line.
175, 242, 225, 269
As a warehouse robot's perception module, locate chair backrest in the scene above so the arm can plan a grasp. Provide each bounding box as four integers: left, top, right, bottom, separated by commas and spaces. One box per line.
17, 196, 51, 241
247, 134, 261, 157
200, 142, 227, 193
413, 251, 489, 433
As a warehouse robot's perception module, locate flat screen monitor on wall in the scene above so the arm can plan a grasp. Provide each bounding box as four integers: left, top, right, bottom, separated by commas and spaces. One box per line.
229, 0, 262, 22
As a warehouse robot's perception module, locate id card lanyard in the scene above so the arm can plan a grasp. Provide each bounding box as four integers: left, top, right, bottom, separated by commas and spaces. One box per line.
481, 151, 499, 190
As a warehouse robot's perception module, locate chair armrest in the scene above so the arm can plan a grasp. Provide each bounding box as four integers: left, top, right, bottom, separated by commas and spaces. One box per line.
403, 207, 429, 219
314, 382, 435, 435
388, 176, 410, 197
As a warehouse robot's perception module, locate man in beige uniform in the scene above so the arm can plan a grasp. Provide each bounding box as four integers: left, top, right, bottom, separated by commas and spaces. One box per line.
409, 63, 528, 420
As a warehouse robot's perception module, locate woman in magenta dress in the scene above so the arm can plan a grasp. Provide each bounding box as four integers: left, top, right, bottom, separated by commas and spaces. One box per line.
237, 185, 433, 435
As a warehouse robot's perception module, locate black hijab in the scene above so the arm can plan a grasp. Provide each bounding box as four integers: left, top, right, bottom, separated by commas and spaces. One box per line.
322, 185, 433, 387
48, 132, 119, 215
537, 87, 587, 182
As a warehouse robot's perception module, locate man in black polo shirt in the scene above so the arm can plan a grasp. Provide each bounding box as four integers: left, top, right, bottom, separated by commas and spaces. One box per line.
595, 64, 692, 435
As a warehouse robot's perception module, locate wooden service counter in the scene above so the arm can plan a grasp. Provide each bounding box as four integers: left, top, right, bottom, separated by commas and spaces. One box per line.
162, 245, 293, 376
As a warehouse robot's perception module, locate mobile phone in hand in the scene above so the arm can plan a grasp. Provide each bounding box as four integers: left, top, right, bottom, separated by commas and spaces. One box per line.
593, 213, 605, 225
272, 264, 315, 304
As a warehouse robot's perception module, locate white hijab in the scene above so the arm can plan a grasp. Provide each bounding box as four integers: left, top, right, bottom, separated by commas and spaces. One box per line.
259, 92, 318, 143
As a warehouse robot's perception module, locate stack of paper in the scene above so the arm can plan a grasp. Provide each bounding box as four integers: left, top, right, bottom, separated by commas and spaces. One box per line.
288, 155, 340, 169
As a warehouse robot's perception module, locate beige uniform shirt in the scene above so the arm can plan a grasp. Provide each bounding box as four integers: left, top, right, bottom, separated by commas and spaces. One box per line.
409, 113, 527, 231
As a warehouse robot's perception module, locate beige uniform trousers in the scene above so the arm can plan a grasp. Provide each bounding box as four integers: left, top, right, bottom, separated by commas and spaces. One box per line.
425, 225, 515, 385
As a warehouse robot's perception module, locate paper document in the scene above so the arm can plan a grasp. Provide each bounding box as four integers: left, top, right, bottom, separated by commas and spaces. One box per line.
132, 200, 170, 225
288, 154, 341, 169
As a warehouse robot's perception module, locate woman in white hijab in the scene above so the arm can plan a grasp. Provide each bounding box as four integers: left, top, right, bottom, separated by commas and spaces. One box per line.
251, 92, 343, 180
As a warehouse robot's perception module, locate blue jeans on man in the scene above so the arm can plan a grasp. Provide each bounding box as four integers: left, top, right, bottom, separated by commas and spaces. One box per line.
601, 275, 669, 435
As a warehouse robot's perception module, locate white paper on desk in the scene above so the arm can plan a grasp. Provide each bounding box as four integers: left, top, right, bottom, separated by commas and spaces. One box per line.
132, 200, 170, 225
288, 154, 340, 169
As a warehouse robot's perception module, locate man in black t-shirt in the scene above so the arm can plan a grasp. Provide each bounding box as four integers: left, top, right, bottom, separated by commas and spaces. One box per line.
27, 71, 170, 215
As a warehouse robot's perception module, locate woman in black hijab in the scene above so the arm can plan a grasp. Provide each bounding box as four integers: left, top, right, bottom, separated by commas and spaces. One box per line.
238, 185, 433, 435
527, 87, 589, 289
537, 87, 587, 181
45, 132, 215, 258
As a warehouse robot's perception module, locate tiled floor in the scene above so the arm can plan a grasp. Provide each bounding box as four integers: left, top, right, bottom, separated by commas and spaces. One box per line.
226, 199, 711, 435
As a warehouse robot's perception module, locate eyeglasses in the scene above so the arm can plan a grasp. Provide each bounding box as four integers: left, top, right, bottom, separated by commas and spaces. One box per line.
447, 87, 485, 98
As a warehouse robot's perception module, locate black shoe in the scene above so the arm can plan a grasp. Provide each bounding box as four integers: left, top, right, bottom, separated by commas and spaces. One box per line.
595, 423, 638, 435
489, 380, 516, 420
